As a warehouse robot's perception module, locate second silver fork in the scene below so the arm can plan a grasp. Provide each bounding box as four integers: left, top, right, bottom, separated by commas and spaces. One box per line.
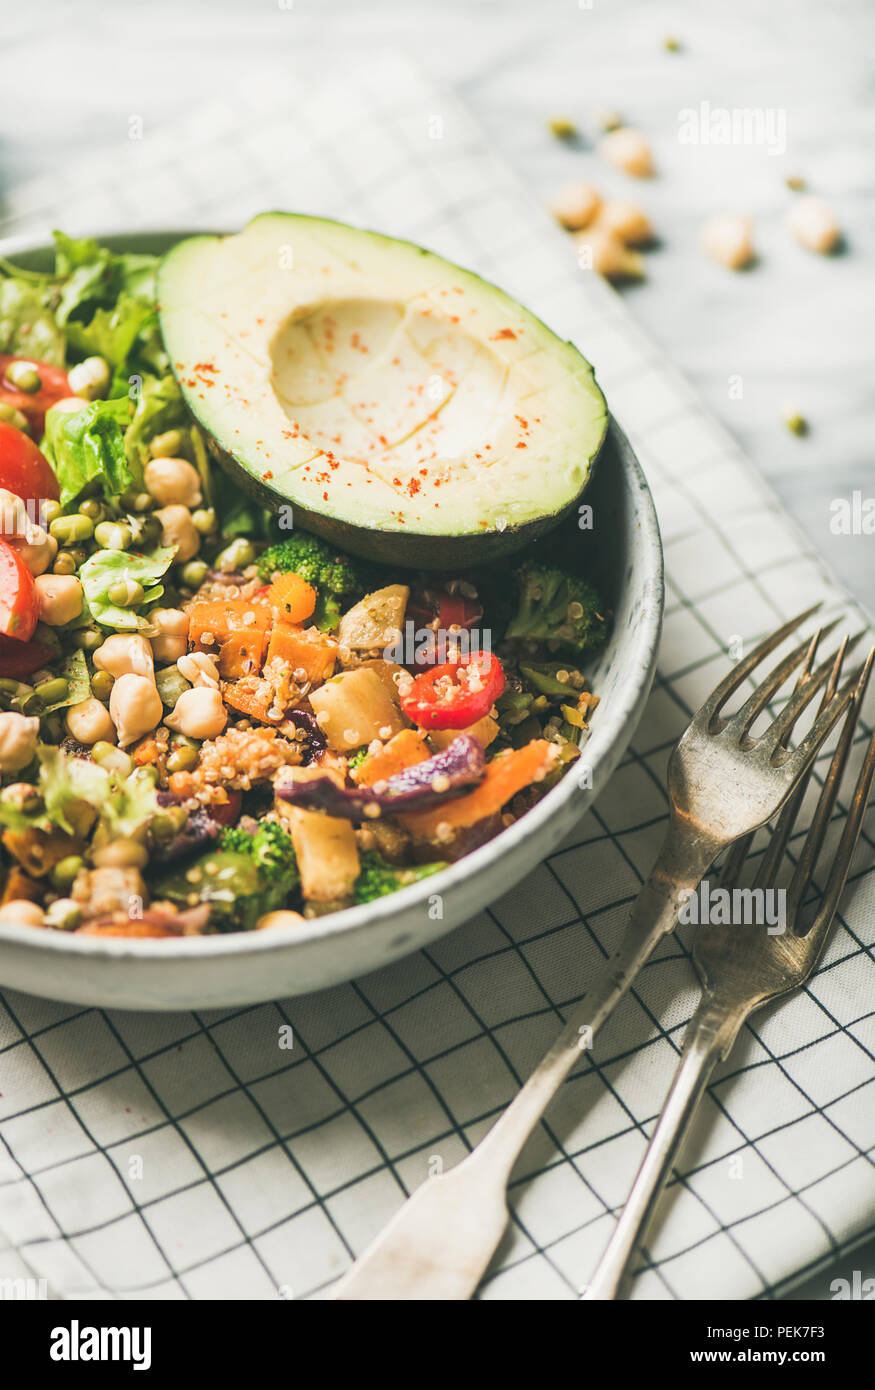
584, 648, 875, 1300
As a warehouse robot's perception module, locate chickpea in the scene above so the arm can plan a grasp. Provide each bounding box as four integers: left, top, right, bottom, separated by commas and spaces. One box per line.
165, 686, 227, 740
93, 633, 154, 680
110, 673, 164, 747
0, 712, 39, 773
701, 213, 755, 270
256, 909, 306, 931
11, 532, 56, 577
787, 196, 840, 254
149, 428, 184, 459
34, 573, 83, 626
0, 487, 32, 539
65, 697, 116, 746
550, 182, 602, 231
599, 127, 654, 178
67, 356, 110, 402
48, 397, 89, 418
155, 505, 200, 563
93, 839, 149, 869
0, 899, 45, 927
148, 607, 189, 665
595, 199, 653, 246
177, 650, 220, 689
144, 457, 202, 509
575, 227, 644, 281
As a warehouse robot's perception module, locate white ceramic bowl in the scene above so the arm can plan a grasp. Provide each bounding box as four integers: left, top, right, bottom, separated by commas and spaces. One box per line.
0, 230, 663, 1009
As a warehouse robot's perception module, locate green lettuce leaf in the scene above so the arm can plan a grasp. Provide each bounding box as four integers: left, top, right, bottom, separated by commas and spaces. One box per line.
80, 544, 176, 631
40, 648, 91, 714
50, 231, 158, 370
43, 397, 134, 504
0, 277, 66, 365
0, 743, 159, 840
65, 292, 154, 370
125, 373, 187, 469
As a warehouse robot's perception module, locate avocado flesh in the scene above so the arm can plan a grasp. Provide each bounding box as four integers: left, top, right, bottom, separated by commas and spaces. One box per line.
157, 214, 608, 568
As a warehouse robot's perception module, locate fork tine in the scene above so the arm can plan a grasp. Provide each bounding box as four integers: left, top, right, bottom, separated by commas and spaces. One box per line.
698, 603, 822, 726
786, 648, 875, 921
760, 639, 862, 758
777, 662, 863, 788
792, 719, 875, 966
750, 636, 858, 891
727, 621, 840, 739
718, 632, 835, 891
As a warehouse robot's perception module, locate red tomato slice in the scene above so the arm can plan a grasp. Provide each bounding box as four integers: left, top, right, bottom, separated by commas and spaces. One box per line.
0, 539, 39, 643
400, 652, 505, 730
0, 633, 54, 679
0, 422, 60, 507
0, 355, 71, 439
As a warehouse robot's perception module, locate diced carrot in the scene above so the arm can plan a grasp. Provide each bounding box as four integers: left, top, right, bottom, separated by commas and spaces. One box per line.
399, 740, 558, 838
188, 598, 272, 651
218, 628, 268, 679
265, 624, 337, 683
0, 867, 42, 905
354, 729, 430, 786
221, 680, 282, 724
132, 736, 161, 766
2, 827, 85, 878
268, 572, 316, 624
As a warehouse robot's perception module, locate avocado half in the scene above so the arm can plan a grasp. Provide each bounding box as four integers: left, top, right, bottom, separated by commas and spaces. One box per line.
157, 214, 608, 569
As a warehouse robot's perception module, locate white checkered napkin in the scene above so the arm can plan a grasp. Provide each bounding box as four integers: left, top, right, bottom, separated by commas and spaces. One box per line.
0, 52, 873, 1303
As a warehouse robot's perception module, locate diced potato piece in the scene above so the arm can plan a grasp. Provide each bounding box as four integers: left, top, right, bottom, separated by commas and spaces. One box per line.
276, 777, 360, 902
310, 667, 406, 751
429, 715, 499, 752
359, 658, 406, 699
338, 585, 409, 652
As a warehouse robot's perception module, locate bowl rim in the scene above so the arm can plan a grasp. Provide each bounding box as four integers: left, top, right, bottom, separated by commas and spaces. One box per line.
0, 225, 664, 965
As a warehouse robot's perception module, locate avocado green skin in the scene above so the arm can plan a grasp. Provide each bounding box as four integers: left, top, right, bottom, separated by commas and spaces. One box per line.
207, 434, 606, 569
161, 215, 609, 571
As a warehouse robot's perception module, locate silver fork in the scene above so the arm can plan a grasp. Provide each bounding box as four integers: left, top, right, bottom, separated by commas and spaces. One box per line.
584, 646, 875, 1300
333, 606, 862, 1301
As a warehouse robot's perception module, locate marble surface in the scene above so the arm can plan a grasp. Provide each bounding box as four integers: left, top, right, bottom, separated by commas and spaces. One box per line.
2, 0, 872, 1300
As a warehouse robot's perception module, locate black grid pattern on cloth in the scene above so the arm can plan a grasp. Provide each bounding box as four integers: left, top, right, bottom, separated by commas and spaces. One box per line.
0, 54, 872, 1302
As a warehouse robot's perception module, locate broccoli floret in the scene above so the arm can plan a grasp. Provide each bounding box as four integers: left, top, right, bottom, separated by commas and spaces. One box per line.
348, 747, 370, 772
219, 819, 298, 885
504, 563, 607, 654
257, 531, 360, 592
354, 852, 447, 905
257, 531, 374, 630
152, 819, 299, 931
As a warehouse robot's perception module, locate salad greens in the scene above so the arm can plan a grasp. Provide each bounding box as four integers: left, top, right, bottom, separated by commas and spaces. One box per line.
79, 544, 176, 630
43, 396, 135, 504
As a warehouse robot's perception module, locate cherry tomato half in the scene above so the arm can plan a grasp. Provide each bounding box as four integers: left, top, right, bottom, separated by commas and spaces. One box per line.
400, 652, 505, 730
0, 355, 71, 439
0, 422, 60, 508
0, 633, 54, 679
0, 538, 39, 643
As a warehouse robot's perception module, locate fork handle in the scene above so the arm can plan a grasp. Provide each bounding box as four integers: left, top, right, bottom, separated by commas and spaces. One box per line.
473, 818, 722, 1181
583, 992, 749, 1301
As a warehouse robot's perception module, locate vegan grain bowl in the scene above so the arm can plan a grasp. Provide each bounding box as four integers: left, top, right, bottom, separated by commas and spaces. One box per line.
0, 221, 662, 1008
